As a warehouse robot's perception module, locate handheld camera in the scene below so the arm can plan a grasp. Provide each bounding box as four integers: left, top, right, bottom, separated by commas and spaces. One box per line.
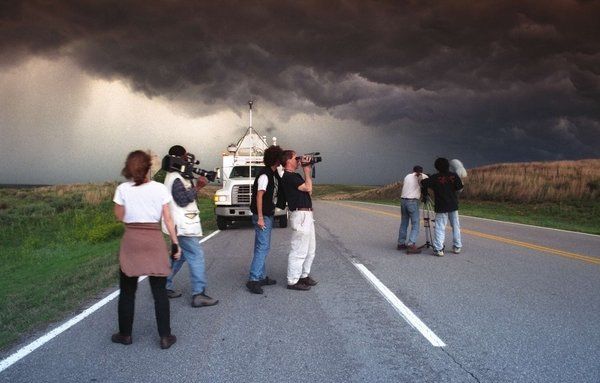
295, 152, 323, 178
161, 152, 217, 182
295, 152, 322, 165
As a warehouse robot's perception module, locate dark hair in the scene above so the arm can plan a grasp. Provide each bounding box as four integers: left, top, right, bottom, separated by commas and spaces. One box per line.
168, 145, 186, 156
280, 150, 296, 167
121, 150, 151, 185
434, 157, 450, 173
263, 145, 282, 167
413, 165, 423, 173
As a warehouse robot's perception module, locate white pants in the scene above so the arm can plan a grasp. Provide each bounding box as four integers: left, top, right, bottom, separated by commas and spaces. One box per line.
287, 211, 316, 285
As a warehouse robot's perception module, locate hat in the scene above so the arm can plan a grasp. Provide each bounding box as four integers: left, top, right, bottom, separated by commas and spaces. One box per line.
168, 145, 186, 156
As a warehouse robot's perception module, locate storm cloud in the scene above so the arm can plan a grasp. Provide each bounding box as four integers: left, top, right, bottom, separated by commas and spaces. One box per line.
1, 0, 599, 183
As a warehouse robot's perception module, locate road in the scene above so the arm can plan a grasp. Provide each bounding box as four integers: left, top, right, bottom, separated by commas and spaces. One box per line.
1, 200, 599, 382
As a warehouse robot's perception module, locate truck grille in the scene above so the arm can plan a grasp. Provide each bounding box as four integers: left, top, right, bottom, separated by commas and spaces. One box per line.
233, 185, 251, 204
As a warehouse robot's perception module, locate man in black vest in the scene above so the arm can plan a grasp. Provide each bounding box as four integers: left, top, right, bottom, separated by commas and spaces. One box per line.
246, 145, 284, 294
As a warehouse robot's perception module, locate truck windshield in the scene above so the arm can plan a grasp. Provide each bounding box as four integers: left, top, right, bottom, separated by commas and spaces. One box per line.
230, 166, 263, 178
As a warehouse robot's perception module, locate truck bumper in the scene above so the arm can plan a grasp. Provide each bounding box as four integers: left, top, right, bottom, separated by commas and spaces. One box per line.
215, 206, 288, 218
215, 206, 252, 218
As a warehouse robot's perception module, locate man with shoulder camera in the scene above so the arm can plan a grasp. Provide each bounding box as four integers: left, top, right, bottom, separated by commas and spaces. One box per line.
162, 145, 218, 307
245, 145, 284, 294
397, 165, 428, 254
421, 157, 464, 257
280, 150, 318, 291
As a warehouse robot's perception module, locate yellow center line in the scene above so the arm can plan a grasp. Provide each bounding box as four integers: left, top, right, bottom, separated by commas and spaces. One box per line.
326, 201, 600, 265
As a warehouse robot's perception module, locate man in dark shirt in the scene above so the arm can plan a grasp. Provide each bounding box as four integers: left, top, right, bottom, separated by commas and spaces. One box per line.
280, 150, 318, 291
421, 157, 464, 257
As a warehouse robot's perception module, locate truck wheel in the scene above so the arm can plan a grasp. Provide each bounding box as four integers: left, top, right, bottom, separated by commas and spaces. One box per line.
216, 216, 228, 230
278, 215, 288, 228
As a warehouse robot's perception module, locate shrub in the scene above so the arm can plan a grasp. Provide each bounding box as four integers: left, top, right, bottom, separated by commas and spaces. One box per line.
86, 223, 124, 243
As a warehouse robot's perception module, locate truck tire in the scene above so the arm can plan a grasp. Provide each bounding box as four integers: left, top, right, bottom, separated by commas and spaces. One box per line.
216, 216, 228, 230
278, 215, 288, 228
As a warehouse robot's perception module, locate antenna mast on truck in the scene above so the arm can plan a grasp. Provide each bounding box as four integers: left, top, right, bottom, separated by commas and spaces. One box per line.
248, 100, 253, 132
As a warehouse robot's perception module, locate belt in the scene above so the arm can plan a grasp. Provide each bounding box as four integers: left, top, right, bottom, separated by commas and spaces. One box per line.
292, 208, 313, 211
402, 198, 419, 200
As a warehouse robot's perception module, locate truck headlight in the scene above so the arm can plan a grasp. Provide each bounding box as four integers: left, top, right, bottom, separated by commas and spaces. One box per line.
214, 195, 227, 202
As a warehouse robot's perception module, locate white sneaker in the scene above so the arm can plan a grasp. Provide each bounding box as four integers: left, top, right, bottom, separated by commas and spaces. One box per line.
433, 249, 444, 257
453, 247, 461, 254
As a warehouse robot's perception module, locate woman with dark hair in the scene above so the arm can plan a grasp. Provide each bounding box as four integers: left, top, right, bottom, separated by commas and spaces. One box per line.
112, 150, 181, 349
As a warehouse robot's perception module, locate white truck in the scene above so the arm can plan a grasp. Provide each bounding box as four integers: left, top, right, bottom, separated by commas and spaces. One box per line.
213, 101, 288, 230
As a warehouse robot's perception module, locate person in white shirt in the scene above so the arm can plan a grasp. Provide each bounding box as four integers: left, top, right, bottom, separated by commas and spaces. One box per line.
397, 165, 428, 254
112, 150, 181, 350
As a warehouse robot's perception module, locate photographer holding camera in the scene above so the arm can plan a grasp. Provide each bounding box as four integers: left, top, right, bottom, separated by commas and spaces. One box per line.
162, 145, 218, 307
280, 150, 318, 291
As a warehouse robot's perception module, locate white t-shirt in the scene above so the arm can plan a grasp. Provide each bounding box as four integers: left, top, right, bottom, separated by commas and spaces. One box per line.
257, 174, 268, 191
401, 172, 428, 199
113, 181, 172, 223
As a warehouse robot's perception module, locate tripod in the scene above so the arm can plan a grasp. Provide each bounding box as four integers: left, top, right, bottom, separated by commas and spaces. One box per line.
418, 196, 435, 250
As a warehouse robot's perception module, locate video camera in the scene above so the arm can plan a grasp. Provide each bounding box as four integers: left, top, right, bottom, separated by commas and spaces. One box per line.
295, 152, 322, 165
295, 152, 322, 178
161, 152, 217, 182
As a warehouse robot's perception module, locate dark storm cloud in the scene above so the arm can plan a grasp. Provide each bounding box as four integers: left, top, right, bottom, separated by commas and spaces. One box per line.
1, 0, 599, 163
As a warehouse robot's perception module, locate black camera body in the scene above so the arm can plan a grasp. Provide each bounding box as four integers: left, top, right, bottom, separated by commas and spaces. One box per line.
294, 152, 323, 178
296, 152, 323, 165
161, 153, 217, 182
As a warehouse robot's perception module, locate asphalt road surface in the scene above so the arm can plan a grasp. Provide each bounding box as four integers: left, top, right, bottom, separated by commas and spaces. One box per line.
1, 200, 599, 382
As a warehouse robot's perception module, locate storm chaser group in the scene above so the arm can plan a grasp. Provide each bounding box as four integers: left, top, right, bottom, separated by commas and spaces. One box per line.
110, 103, 320, 349
111, 102, 463, 350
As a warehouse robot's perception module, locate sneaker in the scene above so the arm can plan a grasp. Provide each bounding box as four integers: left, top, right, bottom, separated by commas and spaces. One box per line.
453, 247, 461, 254
406, 245, 422, 254
298, 276, 318, 286
287, 282, 311, 291
246, 280, 264, 294
166, 289, 182, 299
397, 244, 407, 250
160, 334, 177, 350
259, 276, 277, 286
433, 249, 444, 257
191, 292, 219, 307
111, 333, 132, 345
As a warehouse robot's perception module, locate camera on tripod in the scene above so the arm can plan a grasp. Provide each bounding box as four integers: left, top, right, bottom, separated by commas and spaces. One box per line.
161, 152, 217, 182
295, 152, 322, 165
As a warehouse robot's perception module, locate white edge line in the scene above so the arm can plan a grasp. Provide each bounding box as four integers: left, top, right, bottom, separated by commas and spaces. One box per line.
0, 230, 221, 374
353, 262, 446, 348
331, 200, 599, 237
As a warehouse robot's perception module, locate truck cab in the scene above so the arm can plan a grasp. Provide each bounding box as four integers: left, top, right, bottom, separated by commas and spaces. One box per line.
213, 102, 287, 230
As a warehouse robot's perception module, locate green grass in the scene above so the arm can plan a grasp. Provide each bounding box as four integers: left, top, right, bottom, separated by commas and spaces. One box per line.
0, 185, 216, 351
459, 200, 600, 235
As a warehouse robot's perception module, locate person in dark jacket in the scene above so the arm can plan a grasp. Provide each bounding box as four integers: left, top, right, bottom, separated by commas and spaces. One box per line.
421, 157, 464, 257
246, 145, 284, 294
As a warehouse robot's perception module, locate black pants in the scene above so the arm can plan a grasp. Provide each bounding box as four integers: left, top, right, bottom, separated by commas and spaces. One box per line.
118, 270, 171, 337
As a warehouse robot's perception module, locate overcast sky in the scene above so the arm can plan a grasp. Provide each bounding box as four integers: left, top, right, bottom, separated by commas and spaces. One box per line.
1, 0, 599, 185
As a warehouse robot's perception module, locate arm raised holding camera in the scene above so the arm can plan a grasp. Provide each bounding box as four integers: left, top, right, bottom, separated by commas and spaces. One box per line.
299, 156, 313, 194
